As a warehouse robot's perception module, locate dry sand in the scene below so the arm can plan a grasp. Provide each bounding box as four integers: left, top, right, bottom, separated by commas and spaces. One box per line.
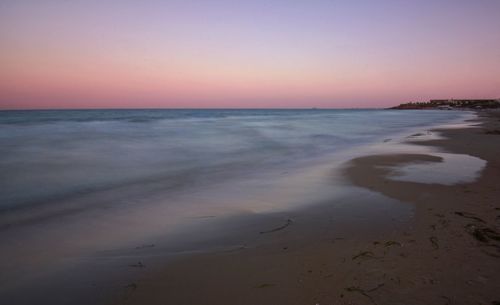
113, 111, 500, 305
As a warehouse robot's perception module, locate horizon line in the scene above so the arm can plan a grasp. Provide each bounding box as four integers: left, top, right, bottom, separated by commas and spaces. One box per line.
0, 106, 389, 111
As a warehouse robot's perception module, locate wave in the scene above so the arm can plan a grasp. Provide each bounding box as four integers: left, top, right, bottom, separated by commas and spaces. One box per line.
0, 109, 467, 215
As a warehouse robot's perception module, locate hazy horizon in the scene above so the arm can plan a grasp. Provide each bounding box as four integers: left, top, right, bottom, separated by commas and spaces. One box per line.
1, 0, 500, 109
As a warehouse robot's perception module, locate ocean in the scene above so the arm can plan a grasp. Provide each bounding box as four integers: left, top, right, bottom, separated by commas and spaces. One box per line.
0, 109, 467, 214
0, 108, 476, 304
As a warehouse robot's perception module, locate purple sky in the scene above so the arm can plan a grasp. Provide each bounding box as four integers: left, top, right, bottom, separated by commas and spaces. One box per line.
1, 0, 499, 109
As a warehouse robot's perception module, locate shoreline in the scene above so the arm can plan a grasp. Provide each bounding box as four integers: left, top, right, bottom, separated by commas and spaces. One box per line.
1, 110, 497, 305
113, 111, 500, 305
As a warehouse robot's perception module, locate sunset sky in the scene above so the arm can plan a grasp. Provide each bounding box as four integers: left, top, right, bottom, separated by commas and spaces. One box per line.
1, 0, 499, 109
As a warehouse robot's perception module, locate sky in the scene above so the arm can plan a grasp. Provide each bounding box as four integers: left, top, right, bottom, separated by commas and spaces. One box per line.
1, 0, 499, 109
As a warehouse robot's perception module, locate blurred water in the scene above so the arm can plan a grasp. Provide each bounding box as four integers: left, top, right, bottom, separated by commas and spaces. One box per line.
0, 109, 467, 214
0, 108, 477, 305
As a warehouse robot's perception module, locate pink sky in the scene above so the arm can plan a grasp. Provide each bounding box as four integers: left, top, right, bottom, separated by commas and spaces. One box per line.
1, 0, 499, 109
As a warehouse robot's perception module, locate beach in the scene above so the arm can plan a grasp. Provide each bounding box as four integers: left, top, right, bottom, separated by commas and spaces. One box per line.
3, 1, 500, 304
1, 109, 499, 305
113, 111, 500, 305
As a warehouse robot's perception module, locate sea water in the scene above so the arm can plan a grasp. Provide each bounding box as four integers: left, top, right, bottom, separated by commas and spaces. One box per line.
0, 108, 477, 304
0, 109, 468, 216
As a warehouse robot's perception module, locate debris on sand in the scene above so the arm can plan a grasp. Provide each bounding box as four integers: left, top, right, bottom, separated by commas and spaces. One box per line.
440, 295, 452, 305
468, 225, 489, 242
384, 241, 403, 248
255, 283, 275, 288
465, 224, 500, 243
352, 251, 377, 260
345, 283, 384, 304
454, 211, 486, 223
429, 236, 439, 249
260, 218, 293, 234
464, 223, 500, 257
129, 262, 145, 268
345, 286, 375, 303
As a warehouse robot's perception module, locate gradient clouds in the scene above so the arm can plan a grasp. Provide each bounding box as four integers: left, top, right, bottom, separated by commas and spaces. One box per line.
1, 0, 499, 109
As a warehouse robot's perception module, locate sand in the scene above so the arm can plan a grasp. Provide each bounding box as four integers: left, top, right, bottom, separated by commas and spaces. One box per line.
113, 111, 500, 305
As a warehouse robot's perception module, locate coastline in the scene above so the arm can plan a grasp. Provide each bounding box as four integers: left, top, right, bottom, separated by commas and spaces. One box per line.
114, 110, 500, 305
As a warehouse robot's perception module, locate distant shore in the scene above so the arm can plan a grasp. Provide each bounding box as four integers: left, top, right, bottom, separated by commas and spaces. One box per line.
115, 111, 500, 305
390, 99, 500, 110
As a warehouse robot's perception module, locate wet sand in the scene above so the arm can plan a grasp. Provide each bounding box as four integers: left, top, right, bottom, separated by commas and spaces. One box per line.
114, 111, 500, 305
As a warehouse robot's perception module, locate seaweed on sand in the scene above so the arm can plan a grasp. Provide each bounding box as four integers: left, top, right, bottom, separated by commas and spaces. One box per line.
345, 283, 384, 304
465, 224, 500, 242
463, 223, 500, 257
352, 251, 378, 260
429, 236, 439, 249
384, 241, 402, 247
454, 211, 486, 223
260, 218, 293, 234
